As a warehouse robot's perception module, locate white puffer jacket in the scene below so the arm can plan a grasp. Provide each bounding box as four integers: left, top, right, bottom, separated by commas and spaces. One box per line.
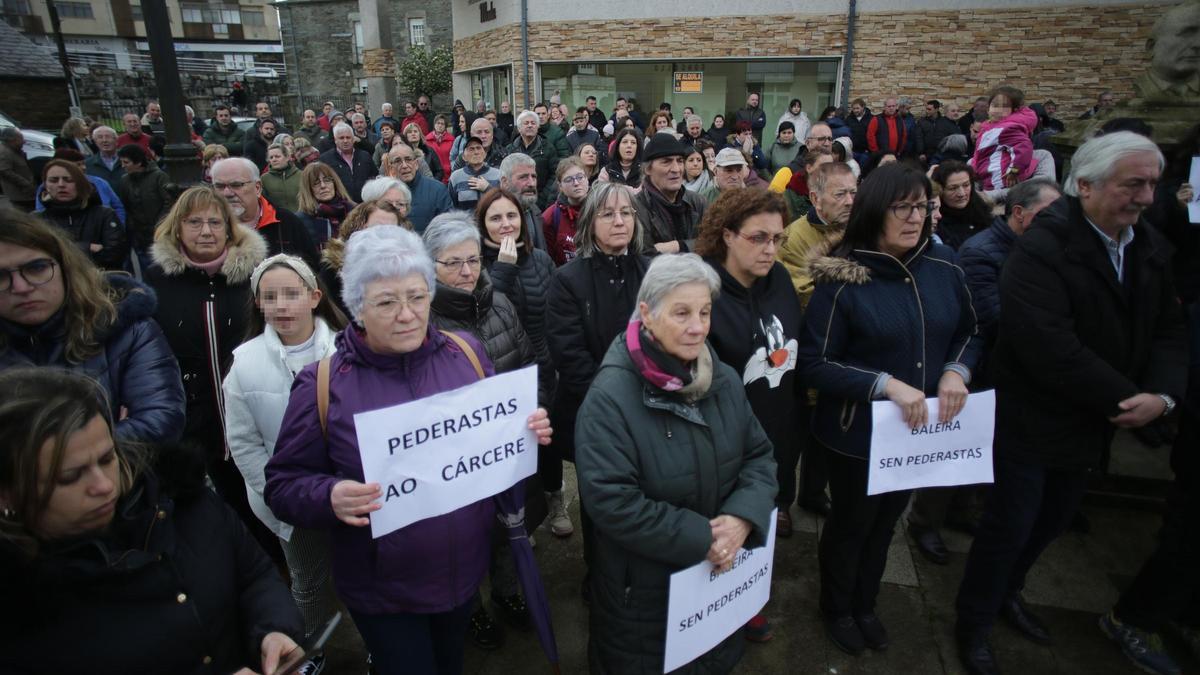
222, 318, 338, 540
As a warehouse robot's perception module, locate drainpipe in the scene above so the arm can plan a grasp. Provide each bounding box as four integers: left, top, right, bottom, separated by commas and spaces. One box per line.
521, 0, 531, 109
840, 0, 857, 108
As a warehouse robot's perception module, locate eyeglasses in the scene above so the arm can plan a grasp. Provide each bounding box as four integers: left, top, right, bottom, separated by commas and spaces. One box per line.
212, 181, 252, 191
364, 293, 431, 318
561, 174, 587, 185
809, 135, 833, 143
392, 156, 419, 165
736, 231, 787, 248
387, 200, 411, 211
0, 258, 56, 293
182, 217, 226, 232
889, 201, 935, 219
312, 176, 336, 187
597, 208, 636, 222
435, 256, 482, 271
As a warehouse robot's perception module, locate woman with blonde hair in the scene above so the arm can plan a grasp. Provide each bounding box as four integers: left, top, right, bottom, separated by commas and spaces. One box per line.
0, 208, 184, 444
202, 143, 230, 184
143, 186, 278, 559
296, 162, 356, 248
402, 121, 443, 181
55, 117, 95, 156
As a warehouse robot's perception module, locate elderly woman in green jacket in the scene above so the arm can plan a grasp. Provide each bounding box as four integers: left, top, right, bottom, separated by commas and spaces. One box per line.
575, 253, 778, 674
261, 144, 302, 214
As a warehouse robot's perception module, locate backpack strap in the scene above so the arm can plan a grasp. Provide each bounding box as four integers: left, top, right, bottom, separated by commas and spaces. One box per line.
316, 356, 331, 437
440, 330, 485, 380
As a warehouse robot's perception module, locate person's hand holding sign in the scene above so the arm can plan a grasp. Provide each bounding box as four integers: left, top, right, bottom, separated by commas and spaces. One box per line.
885, 378, 927, 429
706, 515, 752, 572
527, 407, 553, 445
937, 370, 968, 423
331, 480, 383, 527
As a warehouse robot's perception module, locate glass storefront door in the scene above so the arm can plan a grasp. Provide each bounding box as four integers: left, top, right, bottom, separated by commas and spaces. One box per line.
470, 67, 512, 111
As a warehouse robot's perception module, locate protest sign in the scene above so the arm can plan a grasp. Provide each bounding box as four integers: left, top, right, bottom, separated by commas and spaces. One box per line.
1188, 157, 1199, 225
663, 509, 777, 673
353, 365, 538, 538
867, 390, 995, 496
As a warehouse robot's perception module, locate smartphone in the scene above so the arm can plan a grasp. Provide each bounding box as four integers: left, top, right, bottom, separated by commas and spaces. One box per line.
271, 611, 343, 675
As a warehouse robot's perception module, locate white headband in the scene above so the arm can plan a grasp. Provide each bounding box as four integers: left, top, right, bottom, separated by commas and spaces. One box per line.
250, 253, 318, 296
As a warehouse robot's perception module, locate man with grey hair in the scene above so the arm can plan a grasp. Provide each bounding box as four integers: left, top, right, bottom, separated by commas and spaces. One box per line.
1079, 90, 1117, 119
681, 114, 706, 147
507, 110, 558, 209
499, 152, 548, 251
320, 121, 378, 202
210, 157, 319, 268
349, 112, 377, 154
86, 125, 125, 191
386, 142, 451, 232
372, 102, 398, 135
955, 132, 1186, 675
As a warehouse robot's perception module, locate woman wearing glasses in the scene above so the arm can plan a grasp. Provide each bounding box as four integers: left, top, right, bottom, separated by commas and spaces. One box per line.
798, 163, 980, 655
542, 157, 591, 266
265, 226, 553, 675
0, 209, 184, 444
296, 162, 357, 249
144, 186, 276, 557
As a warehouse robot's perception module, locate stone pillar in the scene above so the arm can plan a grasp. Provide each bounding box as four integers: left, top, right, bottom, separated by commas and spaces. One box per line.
358, 0, 397, 116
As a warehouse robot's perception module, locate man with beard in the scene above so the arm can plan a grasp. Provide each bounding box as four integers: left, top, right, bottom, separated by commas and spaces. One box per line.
203, 104, 245, 156
499, 153, 549, 251
242, 117, 278, 171
209, 157, 318, 270
915, 100, 961, 166
507, 110, 558, 209
386, 142, 451, 232
634, 134, 706, 254
350, 112, 377, 154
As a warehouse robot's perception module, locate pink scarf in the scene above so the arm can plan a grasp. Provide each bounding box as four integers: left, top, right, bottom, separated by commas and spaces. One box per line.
181, 245, 229, 277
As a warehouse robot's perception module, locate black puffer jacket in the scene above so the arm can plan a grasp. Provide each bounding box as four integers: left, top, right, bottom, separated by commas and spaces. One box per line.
481, 241, 556, 384
117, 164, 172, 251
429, 270, 552, 407
39, 197, 128, 270
958, 216, 1016, 345
546, 252, 650, 460
145, 225, 268, 458
0, 274, 184, 444
0, 459, 303, 675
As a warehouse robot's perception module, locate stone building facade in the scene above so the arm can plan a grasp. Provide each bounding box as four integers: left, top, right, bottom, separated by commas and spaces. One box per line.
452, 0, 1173, 121
277, 0, 453, 120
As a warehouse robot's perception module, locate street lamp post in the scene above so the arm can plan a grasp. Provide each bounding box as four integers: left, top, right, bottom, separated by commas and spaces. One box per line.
141, 0, 202, 185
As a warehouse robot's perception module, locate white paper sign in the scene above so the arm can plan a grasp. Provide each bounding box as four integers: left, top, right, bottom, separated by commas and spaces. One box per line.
867, 390, 996, 496
353, 365, 538, 539
663, 508, 777, 673
1188, 157, 1200, 225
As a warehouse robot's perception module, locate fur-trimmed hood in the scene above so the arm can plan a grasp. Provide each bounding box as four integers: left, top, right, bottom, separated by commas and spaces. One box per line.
149, 223, 267, 284
320, 236, 346, 273
806, 233, 871, 285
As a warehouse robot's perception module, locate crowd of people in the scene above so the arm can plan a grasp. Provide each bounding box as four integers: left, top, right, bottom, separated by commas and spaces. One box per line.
0, 81, 1197, 675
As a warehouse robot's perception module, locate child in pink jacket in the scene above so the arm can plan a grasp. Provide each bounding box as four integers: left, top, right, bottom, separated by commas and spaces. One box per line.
970, 85, 1038, 191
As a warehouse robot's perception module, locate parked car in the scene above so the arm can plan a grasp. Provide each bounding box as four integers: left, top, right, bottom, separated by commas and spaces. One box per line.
239, 67, 279, 79
0, 110, 55, 159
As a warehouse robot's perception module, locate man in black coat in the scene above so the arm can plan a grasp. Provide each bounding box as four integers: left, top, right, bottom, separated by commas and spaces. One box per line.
955, 132, 1187, 675
914, 100, 961, 166
319, 122, 378, 203
210, 157, 321, 271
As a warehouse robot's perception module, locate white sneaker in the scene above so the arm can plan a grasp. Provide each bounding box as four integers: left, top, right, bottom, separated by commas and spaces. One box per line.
546, 490, 574, 537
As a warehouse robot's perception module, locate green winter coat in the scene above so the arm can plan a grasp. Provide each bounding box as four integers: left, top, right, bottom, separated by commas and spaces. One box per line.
202, 121, 245, 156
766, 139, 801, 175
260, 164, 301, 214
575, 334, 777, 675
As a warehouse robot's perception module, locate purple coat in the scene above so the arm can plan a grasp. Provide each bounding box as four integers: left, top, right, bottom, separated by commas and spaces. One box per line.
264, 323, 498, 615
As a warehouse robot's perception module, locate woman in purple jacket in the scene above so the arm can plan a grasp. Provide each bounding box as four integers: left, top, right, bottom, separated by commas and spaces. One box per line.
264, 225, 552, 675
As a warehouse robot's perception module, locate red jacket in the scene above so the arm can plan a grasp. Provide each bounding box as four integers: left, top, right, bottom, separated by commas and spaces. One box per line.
425, 130, 454, 184
117, 131, 155, 158
866, 113, 906, 154
402, 113, 430, 136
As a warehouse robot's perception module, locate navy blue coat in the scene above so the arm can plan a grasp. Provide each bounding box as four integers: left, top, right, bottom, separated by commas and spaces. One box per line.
959, 216, 1016, 345
0, 274, 185, 444
798, 237, 981, 460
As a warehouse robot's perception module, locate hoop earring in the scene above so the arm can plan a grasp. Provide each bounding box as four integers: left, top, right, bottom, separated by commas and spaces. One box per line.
1, 506, 15, 519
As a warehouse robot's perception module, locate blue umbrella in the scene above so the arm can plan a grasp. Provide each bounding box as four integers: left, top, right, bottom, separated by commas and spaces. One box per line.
493, 481, 560, 671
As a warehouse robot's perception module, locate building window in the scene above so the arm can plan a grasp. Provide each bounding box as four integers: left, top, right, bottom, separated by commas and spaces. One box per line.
408, 17, 425, 47
243, 9, 264, 26
212, 22, 228, 35
357, 79, 369, 94
352, 20, 363, 64
54, 1, 94, 19
181, 3, 238, 25
130, 2, 141, 20
3, 0, 31, 14
225, 54, 255, 71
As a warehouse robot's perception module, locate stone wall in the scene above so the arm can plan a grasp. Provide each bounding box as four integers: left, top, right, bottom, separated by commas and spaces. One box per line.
0, 77, 71, 129
74, 67, 289, 124
278, 0, 455, 119
454, 2, 1169, 117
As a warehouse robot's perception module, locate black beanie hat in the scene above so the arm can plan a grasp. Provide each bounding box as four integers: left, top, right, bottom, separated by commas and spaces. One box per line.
642, 133, 691, 162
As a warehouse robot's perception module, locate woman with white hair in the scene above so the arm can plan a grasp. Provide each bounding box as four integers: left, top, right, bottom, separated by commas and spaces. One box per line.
264, 226, 554, 675
360, 175, 413, 224
575, 253, 778, 674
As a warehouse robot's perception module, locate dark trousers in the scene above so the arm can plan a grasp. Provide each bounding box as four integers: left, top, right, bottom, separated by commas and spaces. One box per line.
351, 598, 474, 675
908, 485, 987, 531
791, 402, 828, 506
538, 435, 564, 493
956, 457, 1088, 634
1114, 479, 1200, 632
819, 446, 912, 617
206, 454, 286, 568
